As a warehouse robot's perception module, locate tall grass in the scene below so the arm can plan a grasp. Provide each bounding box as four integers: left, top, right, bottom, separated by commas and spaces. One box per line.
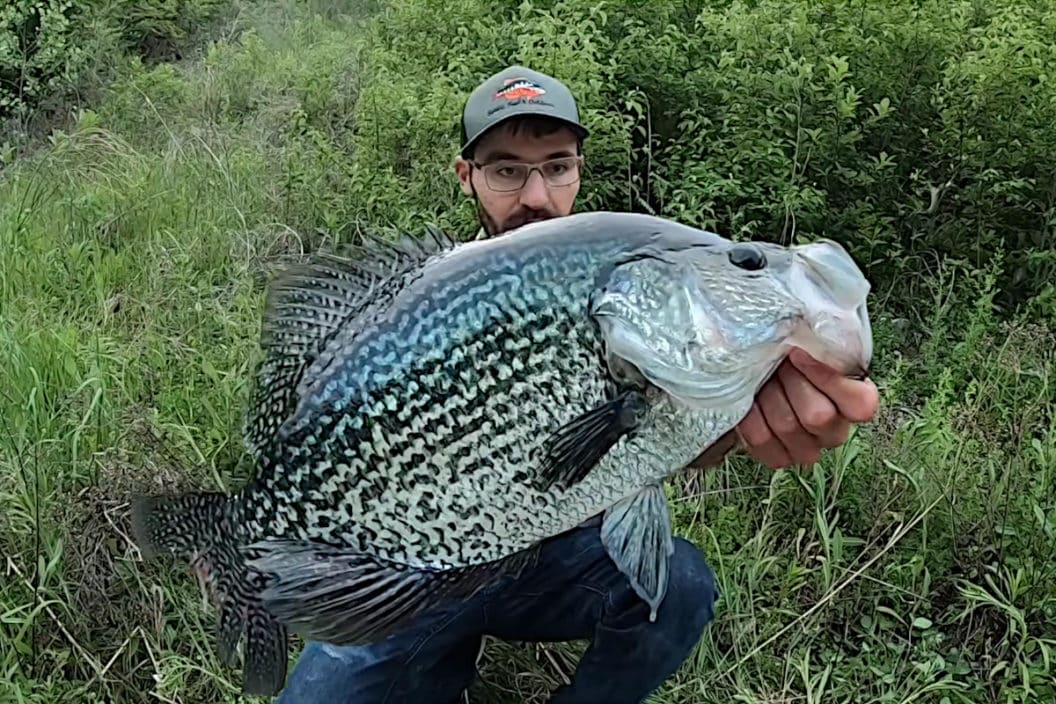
1, 1, 1053, 702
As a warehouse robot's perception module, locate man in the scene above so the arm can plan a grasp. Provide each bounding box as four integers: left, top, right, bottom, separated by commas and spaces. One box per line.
275, 65, 879, 704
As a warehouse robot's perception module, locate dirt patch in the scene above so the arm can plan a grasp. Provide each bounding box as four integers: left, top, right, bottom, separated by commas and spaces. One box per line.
45, 411, 220, 697
469, 638, 585, 704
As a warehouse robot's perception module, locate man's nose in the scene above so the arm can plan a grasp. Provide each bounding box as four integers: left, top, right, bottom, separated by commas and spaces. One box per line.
518, 169, 550, 209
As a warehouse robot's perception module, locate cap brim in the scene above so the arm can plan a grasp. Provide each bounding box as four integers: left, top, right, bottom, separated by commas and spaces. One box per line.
460, 110, 589, 159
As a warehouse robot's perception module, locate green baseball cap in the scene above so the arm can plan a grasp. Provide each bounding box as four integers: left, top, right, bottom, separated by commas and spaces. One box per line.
460, 65, 588, 159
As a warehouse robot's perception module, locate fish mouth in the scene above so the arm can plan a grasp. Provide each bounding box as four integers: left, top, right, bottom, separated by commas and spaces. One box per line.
847, 363, 870, 381
813, 308, 872, 380
787, 241, 874, 379
853, 301, 873, 379
795, 322, 871, 381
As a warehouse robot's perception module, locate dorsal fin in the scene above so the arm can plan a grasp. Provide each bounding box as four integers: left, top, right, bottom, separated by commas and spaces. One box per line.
243, 225, 458, 457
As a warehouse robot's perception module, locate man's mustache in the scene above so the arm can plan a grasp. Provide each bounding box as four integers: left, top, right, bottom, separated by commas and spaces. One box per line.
503, 208, 558, 229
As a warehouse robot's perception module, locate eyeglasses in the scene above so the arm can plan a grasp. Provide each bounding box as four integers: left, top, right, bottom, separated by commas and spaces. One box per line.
470, 156, 583, 192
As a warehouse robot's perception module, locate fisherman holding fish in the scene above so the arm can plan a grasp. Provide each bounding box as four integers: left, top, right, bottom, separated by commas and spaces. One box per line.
263, 66, 880, 703
131, 66, 877, 702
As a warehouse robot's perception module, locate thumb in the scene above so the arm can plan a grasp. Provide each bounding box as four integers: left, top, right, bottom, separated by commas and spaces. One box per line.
789, 348, 879, 423
788, 348, 840, 382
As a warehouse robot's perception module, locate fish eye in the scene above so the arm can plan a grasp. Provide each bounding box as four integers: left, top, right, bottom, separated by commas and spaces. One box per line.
729, 244, 766, 271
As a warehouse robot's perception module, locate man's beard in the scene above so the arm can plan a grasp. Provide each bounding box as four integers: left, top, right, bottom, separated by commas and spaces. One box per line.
479, 204, 561, 237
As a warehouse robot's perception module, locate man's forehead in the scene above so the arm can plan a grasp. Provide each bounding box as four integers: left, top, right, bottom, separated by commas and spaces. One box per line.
473, 123, 580, 162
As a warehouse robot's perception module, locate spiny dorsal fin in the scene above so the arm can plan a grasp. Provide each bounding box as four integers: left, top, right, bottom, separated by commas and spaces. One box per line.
243, 225, 459, 457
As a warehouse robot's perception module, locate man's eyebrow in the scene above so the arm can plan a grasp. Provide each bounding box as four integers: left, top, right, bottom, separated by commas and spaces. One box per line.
477, 151, 521, 162
476, 150, 577, 162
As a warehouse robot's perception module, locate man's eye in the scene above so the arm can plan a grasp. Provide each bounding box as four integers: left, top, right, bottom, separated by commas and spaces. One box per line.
496, 166, 519, 178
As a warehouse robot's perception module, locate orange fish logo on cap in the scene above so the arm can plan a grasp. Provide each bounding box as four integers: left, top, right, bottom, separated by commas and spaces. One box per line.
494, 77, 546, 101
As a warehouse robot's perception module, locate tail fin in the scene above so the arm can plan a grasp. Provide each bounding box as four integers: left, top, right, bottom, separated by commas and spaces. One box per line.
130, 492, 289, 696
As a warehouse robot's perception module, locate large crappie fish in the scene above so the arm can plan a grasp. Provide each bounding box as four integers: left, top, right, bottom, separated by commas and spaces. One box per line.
131, 211, 872, 696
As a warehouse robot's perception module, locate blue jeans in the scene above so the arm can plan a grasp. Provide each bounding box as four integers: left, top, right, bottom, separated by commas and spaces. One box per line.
274, 520, 719, 704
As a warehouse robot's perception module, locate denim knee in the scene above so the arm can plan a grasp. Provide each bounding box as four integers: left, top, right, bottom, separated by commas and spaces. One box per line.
661, 537, 719, 648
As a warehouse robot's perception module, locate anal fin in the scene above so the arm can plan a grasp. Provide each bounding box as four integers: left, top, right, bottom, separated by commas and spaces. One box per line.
184, 541, 289, 696
243, 603, 288, 696
243, 539, 537, 646
600, 483, 675, 621
536, 389, 649, 490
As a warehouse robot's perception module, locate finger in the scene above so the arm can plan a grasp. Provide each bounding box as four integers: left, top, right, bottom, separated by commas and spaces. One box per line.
789, 349, 880, 423
776, 362, 851, 449
736, 402, 794, 469
758, 372, 822, 466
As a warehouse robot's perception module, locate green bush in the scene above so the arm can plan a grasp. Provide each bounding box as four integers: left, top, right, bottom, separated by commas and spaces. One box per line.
0, 0, 231, 129
333, 0, 1055, 315
7, 0, 1055, 315
1, 1, 87, 118
16, 0, 1050, 316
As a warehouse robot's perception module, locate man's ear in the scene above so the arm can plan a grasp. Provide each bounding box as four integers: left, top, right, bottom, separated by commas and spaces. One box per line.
454, 157, 474, 196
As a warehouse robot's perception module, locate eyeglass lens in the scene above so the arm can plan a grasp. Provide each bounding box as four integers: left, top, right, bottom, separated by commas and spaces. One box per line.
482, 157, 581, 191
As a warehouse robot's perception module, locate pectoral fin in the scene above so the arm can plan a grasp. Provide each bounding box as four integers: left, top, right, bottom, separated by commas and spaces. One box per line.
536, 389, 649, 491
600, 483, 674, 621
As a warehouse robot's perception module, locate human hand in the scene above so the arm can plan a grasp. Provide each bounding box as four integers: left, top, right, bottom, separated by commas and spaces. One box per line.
734, 348, 879, 469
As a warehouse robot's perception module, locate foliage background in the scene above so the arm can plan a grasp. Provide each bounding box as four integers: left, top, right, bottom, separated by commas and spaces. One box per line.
1, 0, 1053, 702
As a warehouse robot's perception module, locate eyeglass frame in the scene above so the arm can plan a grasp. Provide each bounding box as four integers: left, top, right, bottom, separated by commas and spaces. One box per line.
467, 155, 585, 193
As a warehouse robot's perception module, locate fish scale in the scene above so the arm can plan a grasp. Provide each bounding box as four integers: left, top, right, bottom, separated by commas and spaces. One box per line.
130, 211, 873, 697
250, 262, 614, 565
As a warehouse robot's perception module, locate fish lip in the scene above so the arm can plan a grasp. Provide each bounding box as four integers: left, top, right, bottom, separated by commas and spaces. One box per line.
848, 364, 870, 381
831, 331, 873, 382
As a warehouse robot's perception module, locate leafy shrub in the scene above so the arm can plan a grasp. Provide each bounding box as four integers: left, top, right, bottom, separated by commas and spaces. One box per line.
332, 0, 1055, 315
0, 0, 231, 130
7, 0, 1056, 315
1, 1, 89, 119
15, 0, 1050, 316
